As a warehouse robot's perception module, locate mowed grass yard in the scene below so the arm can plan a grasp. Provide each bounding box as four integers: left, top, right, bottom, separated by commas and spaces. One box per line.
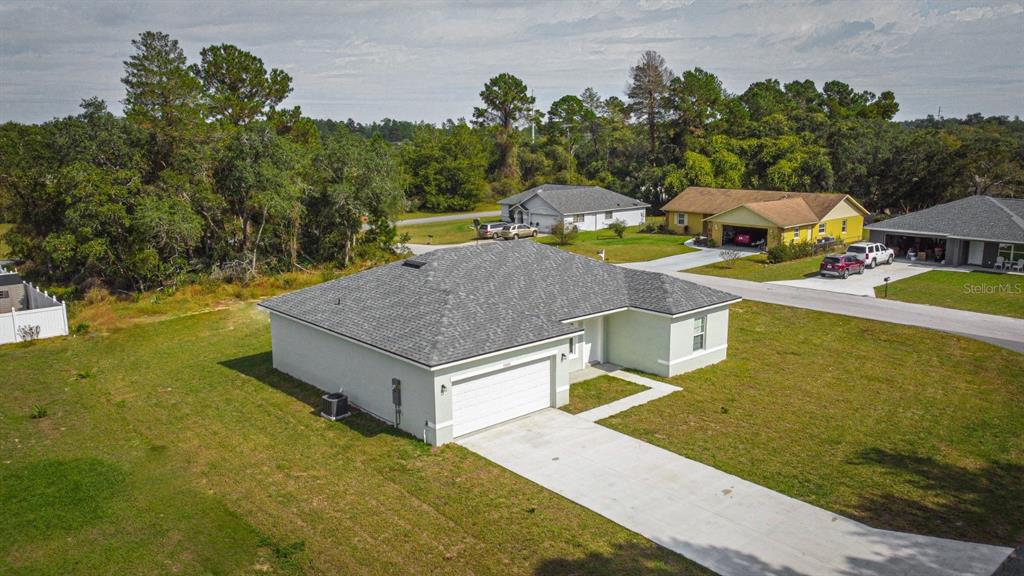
537, 220, 696, 263
876, 270, 1024, 319
397, 201, 501, 221
687, 252, 826, 282
0, 304, 705, 575
561, 375, 646, 415
397, 217, 501, 245
603, 301, 1024, 547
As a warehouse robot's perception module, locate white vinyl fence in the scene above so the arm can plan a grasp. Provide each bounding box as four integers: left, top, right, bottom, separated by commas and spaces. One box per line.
0, 268, 69, 345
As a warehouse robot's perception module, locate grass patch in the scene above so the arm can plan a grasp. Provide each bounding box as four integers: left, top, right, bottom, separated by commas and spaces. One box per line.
67, 265, 379, 335
397, 217, 501, 245
538, 220, 696, 263
687, 252, 827, 282
0, 302, 704, 575
875, 270, 1024, 319
398, 202, 501, 221
0, 223, 11, 258
562, 375, 647, 415
604, 301, 1024, 546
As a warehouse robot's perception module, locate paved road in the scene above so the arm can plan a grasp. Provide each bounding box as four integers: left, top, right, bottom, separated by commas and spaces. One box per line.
626, 251, 1024, 354
397, 210, 501, 226
668, 271, 1024, 353
460, 409, 1011, 576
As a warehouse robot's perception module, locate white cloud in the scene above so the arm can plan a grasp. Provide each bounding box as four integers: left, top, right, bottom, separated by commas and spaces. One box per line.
0, 0, 1021, 123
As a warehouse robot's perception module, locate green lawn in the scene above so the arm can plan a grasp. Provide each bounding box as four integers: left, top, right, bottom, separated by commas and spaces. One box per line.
0, 223, 12, 258
396, 217, 502, 245
561, 375, 647, 415
687, 252, 826, 282
398, 202, 501, 221
604, 301, 1024, 547
0, 304, 704, 575
875, 270, 1024, 319
537, 222, 696, 263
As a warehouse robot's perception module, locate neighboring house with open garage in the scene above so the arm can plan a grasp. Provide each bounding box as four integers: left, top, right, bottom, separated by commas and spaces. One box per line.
865, 195, 1024, 269
499, 184, 649, 232
661, 186, 868, 248
259, 241, 739, 445
0, 267, 69, 345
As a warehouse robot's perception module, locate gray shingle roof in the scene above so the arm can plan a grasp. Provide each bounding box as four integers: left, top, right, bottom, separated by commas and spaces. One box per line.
260, 241, 738, 367
499, 184, 650, 215
0, 272, 22, 287
866, 195, 1024, 243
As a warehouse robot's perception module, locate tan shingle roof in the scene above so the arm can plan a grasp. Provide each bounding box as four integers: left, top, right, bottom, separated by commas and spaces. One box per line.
737, 198, 821, 228
661, 187, 857, 221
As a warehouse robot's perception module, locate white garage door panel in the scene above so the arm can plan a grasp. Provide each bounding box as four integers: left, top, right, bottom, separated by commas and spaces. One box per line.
452, 357, 552, 437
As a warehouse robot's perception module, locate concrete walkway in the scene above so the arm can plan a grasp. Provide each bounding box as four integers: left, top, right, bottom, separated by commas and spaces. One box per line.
459, 409, 1011, 576
573, 367, 681, 422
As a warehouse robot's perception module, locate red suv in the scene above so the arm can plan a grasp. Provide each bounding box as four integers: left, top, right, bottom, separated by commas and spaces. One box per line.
819, 255, 865, 279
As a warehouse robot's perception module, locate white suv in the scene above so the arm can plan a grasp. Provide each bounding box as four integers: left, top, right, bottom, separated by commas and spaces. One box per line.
845, 242, 894, 268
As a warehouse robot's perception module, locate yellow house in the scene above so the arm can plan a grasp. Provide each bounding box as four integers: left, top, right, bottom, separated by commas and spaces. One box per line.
661, 187, 867, 248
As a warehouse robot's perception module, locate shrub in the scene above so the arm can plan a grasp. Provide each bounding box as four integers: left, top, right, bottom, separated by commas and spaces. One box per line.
718, 248, 743, 268
607, 219, 627, 239
766, 241, 815, 263
640, 222, 658, 234
550, 221, 578, 246
706, 238, 718, 248
70, 322, 90, 336
17, 324, 41, 343
30, 405, 48, 419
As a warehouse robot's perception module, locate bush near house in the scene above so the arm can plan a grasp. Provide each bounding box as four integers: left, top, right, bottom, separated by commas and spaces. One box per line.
766, 240, 814, 263
550, 220, 579, 246
607, 219, 627, 239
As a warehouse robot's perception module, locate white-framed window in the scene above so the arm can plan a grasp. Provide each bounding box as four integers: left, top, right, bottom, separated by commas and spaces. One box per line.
793, 227, 800, 240
841, 220, 848, 234
693, 316, 706, 351
573, 214, 584, 224
568, 335, 578, 357
676, 213, 687, 226
818, 222, 826, 234
604, 210, 613, 220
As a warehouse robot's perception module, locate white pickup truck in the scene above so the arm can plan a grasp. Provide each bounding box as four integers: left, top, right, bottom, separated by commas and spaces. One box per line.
845, 242, 894, 269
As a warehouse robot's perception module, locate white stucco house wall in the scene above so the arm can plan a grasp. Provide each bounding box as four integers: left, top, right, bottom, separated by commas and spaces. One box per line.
259, 241, 738, 446
499, 184, 649, 232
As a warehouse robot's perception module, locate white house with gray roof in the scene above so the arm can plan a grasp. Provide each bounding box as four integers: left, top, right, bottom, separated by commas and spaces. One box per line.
499, 184, 649, 232
259, 241, 739, 445
866, 195, 1024, 269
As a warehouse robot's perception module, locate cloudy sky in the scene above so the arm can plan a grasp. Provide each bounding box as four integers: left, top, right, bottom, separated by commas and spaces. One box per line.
1, 0, 1022, 124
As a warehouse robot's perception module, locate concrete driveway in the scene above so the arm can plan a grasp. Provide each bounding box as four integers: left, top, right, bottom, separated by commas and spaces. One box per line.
619, 241, 759, 273
768, 261, 932, 297
459, 409, 1011, 576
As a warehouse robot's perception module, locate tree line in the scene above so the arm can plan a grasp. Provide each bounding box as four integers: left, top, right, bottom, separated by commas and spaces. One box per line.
1, 36, 1021, 293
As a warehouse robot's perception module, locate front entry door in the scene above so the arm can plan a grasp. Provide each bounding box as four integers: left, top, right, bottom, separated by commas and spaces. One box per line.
968, 241, 984, 266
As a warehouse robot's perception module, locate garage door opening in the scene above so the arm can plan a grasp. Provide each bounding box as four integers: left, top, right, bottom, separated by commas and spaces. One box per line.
723, 225, 767, 248
451, 357, 553, 437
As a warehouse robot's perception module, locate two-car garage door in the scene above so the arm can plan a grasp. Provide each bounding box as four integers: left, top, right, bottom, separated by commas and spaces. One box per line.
451, 357, 552, 437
